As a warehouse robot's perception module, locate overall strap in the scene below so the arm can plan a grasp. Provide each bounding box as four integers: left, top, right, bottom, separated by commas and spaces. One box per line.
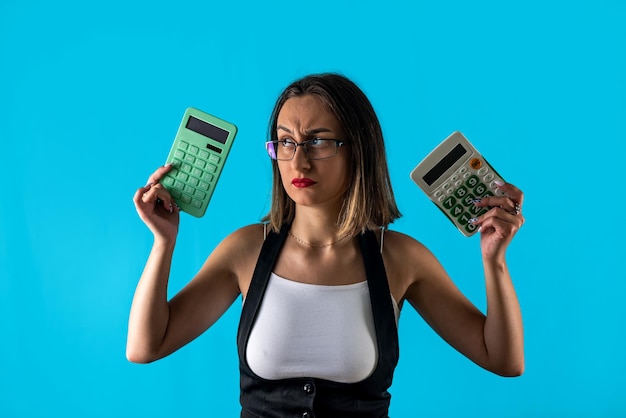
237, 223, 289, 357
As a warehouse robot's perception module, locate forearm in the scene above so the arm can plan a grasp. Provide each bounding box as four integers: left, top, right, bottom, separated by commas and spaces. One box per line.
126, 238, 176, 363
482, 257, 524, 376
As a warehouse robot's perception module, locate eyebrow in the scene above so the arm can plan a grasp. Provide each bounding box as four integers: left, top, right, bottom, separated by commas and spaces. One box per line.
277, 125, 333, 135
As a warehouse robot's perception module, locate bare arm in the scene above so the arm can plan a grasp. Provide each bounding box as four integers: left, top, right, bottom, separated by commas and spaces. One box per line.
401, 181, 525, 376
126, 165, 247, 363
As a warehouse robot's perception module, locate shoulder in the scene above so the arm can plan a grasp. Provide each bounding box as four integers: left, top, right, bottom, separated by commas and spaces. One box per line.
379, 229, 446, 301
218, 223, 266, 258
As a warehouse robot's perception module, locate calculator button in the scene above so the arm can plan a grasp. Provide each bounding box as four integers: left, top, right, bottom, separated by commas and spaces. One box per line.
482, 191, 494, 199
182, 163, 192, 173
465, 175, 479, 188
469, 204, 483, 216
450, 204, 464, 217
470, 158, 482, 170
489, 180, 500, 190
195, 159, 206, 169
442, 183, 451, 190
177, 172, 188, 182
442, 196, 457, 210
191, 198, 202, 208
463, 172, 471, 179
192, 167, 202, 177
199, 150, 209, 159
465, 223, 478, 234
209, 154, 220, 164
450, 175, 459, 182
437, 195, 445, 202
198, 181, 209, 191
171, 189, 181, 198
185, 154, 196, 164
434, 190, 442, 198
473, 183, 487, 196
454, 180, 462, 187
483, 173, 494, 183
206, 164, 217, 173
201, 172, 213, 182
478, 167, 488, 176
184, 185, 194, 195
189, 177, 199, 187
189, 145, 199, 155
180, 194, 192, 204
458, 212, 471, 225
162, 176, 174, 187
174, 180, 185, 190
195, 190, 206, 200
454, 186, 468, 198
180, 141, 189, 150
462, 194, 475, 207
174, 149, 185, 159
459, 166, 467, 174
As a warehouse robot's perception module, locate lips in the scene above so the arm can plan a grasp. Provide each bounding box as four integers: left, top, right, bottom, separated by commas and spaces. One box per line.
291, 178, 317, 188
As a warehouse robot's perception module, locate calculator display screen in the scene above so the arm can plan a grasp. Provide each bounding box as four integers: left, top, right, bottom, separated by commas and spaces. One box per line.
423, 143, 467, 186
186, 116, 229, 144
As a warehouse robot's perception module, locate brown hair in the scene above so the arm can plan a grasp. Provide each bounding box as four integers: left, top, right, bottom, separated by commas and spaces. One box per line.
263, 73, 401, 237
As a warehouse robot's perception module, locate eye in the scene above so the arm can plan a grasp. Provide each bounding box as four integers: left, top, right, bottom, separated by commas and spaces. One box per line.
279, 139, 296, 148
308, 138, 330, 148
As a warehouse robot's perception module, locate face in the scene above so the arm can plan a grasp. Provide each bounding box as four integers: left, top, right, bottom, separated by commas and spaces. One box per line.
275, 95, 350, 211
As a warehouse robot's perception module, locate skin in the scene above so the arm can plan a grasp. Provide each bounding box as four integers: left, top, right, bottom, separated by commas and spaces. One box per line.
128, 95, 525, 377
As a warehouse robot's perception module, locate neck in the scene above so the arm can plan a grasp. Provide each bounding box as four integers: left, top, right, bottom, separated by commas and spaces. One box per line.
290, 205, 346, 247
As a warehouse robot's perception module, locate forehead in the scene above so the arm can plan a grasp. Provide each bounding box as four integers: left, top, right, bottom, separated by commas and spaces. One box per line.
276, 95, 341, 132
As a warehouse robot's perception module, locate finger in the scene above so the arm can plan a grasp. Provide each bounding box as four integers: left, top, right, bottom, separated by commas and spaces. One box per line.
146, 163, 174, 185
494, 181, 524, 206
473, 195, 518, 214
140, 184, 178, 214
470, 207, 524, 230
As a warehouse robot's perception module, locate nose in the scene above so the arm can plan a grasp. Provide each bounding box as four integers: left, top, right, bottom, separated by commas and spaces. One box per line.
290, 143, 311, 170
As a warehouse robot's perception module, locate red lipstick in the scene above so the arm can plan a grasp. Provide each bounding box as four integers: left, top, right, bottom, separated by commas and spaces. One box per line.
291, 178, 316, 188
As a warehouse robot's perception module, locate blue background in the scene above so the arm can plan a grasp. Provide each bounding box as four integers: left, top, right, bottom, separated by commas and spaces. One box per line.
1, 0, 625, 417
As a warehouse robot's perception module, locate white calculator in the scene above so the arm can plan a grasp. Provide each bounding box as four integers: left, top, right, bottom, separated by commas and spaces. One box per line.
410, 131, 506, 237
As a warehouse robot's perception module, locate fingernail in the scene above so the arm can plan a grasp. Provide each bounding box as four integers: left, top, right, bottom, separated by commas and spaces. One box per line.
145, 182, 153, 188
469, 218, 479, 224
169, 203, 173, 214
164, 162, 172, 168
494, 180, 505, 187
471, 199, 481, 204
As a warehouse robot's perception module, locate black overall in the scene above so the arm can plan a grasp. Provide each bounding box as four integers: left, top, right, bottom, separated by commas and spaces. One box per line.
237, 224, 400, 418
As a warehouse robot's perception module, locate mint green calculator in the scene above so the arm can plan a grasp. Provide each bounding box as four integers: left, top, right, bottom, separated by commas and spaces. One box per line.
410, 131, 506, 237
160, 108, 237, 218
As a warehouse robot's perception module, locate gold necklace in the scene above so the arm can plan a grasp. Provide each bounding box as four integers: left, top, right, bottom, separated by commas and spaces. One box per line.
288, 231, 351, 248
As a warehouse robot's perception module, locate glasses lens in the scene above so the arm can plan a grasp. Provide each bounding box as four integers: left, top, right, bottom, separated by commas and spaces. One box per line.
266, 142, 277, 159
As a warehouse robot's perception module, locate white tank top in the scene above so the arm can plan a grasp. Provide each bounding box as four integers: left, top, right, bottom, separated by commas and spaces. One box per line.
246, 273, 400, 383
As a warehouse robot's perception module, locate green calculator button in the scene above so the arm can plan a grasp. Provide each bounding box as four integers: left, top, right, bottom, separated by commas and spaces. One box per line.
194, 159, 206, 169
191, 198, 202, 208
443, 196, 457, 210
198, 181, 209, 191
466, 175, 479, 188
454, 186, 468, 199
450, 204, 464, 217
195, 190, 206, 200
192, 167, 202, 177
458, 212, 471, 225
199, 150, 209, 159
189, 177, 199, 187
462, 193, 476, 207
201, 172, 213, 182
469, 204, 483, 216
180, 194, 192, 204
174, 149, 185, 159
180, 141, 189, 150
185, 154, 195, 164
174, 180, 184, 190
184, 185, 194, 194
206, 164, 217, 173
473, 183, 487, 196
189, 145, 199, 154
162, 177, 174, 187
171, 189, 181, 198
465, 223, 478, 234
182, 163, 192, 173
209, 154, 220, 164
177, 172, 188, 182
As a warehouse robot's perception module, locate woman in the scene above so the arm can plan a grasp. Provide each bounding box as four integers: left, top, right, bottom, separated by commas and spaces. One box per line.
128, 73, 525, 417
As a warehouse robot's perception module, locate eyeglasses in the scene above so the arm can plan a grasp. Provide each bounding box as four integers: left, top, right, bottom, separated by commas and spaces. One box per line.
265, 138, 346, 161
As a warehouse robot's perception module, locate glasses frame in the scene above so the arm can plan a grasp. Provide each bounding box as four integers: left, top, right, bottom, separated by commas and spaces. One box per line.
265, 138, 346, 161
